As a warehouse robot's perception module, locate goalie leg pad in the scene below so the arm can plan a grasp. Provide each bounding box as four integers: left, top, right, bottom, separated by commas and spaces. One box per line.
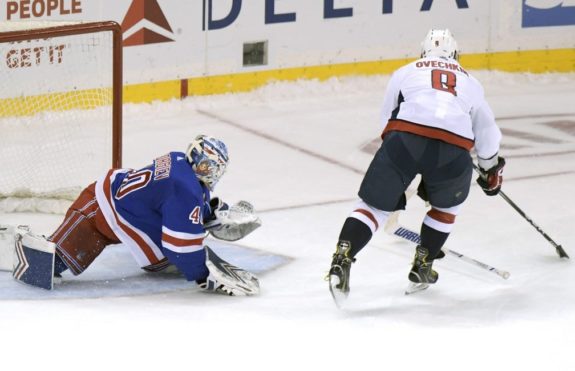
0, 225, 16, 271
198, 246, 260, 296
14, 230, 56, 290
49, 183, 120, 275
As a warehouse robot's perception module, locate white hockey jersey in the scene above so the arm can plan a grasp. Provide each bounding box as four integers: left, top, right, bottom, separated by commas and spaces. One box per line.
380, 57, 501, 161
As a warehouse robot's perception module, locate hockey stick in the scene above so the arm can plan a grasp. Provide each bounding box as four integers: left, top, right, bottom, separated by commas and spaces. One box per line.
384, 214, 510, 280
472, 164, 569, 259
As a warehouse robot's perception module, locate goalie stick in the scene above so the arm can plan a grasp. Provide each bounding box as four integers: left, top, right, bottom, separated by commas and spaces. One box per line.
472, 163, 568, 259
384, 214, 510, 280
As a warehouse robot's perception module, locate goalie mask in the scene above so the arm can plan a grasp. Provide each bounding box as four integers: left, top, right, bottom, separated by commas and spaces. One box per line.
186, 135, 229, 190
421, 29, 458, 60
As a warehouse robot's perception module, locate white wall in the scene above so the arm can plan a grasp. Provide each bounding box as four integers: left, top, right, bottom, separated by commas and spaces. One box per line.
1, 0, 574, 86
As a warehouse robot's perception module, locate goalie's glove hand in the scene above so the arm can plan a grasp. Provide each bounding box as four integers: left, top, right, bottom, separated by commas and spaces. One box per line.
476, 157, 505, 196
209, 201, 262, 241
210, 197, 229, 217
204, 197, 229, 230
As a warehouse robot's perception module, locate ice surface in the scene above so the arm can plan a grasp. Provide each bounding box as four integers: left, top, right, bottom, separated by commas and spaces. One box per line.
0, 241, 289, 300
1, 72, 574, 371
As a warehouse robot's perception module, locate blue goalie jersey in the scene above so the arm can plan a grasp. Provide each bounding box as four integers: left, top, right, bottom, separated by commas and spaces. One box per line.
94, 152, 212, 281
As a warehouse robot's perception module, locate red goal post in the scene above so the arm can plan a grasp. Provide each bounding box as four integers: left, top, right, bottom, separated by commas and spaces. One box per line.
0, 21, 123, 213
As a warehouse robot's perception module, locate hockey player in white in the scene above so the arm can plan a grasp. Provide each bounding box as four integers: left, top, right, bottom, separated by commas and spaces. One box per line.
328, 29, 505, 303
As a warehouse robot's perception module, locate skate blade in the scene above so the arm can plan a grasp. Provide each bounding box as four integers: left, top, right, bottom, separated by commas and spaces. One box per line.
329, 275, 348, 308
405, 282, 429, 295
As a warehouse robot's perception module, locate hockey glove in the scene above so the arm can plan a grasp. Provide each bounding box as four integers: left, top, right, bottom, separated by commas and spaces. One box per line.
208, 201, 262, 241
196, 246, 260, 296
476, 157, 506, 196
204, 197, 229, 230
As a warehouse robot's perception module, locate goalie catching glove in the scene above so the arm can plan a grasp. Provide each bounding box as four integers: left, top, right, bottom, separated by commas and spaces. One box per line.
204, 198, 262, 241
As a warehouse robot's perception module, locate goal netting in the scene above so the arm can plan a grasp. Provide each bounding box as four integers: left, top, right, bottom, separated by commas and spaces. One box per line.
0, 21, 122, 214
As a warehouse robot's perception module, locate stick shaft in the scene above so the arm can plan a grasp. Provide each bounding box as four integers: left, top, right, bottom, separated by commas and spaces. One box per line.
473, 164, 568, 258
390, 225, 510, 280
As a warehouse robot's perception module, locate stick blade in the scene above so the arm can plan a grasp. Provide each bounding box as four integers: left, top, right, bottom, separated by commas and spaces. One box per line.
556, 245, 570, 259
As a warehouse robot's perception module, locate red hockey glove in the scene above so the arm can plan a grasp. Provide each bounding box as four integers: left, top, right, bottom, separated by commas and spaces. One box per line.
476, 157, 506, 196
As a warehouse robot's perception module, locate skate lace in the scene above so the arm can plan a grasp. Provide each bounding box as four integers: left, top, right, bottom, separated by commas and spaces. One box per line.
413, 253, 437, 281
334, 253, 355, 267
324, 253, 355, 280
414, 247, 432, 267
418, 257, 432, 268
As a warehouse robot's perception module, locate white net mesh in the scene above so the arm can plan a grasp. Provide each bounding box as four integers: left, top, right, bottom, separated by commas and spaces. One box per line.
0, 22, 116, 213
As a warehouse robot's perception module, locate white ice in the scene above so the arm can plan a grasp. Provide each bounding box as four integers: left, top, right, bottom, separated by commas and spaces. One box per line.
1, 71, 574, 371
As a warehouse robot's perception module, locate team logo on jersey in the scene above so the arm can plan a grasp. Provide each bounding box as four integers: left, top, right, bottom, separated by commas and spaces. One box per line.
121, 0, 175, 47
522, 0, 575, 27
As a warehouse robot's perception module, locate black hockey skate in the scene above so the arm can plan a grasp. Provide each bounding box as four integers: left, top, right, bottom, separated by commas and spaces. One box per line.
405, 245, 438, 295
328, 241, 355, 307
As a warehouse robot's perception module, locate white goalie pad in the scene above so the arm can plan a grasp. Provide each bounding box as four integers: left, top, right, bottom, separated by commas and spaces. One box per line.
209, 201, 262, 241
0, 225, 17, 271
0, 225, 56, 289
14, 230, 56, 290
0, 225, 33, 271
200, 246, 260, 296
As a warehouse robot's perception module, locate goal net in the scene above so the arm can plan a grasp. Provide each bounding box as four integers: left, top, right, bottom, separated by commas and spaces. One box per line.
0, 21, 122, 214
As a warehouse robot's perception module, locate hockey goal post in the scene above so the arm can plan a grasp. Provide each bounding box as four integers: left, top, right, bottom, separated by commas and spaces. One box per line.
0, 21, 122, 213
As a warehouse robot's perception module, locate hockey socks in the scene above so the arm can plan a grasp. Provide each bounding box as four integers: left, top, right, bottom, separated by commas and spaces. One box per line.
421, 205, 461, 259
338, 217, 373, 258
420, 223, 449, 259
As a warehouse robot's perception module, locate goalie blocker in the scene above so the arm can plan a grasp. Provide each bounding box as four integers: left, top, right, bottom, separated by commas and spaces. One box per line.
0, 225, 56, 290
197, 246, 260, 296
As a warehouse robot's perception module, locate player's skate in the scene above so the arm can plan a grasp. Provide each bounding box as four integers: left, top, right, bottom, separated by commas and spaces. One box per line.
197, 246, 260, 296
328, 241, 355, 307
405, 245, 438, 295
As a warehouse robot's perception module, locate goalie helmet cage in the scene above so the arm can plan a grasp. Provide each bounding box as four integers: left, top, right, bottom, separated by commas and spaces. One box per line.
0, 21, 122, 213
